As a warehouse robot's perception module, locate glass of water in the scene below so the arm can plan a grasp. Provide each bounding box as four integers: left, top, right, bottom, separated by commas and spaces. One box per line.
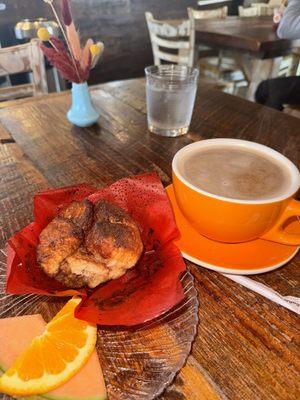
145, 65, 199, 137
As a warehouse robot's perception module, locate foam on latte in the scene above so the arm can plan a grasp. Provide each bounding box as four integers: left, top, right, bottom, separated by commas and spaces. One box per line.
180, 145, 292, 200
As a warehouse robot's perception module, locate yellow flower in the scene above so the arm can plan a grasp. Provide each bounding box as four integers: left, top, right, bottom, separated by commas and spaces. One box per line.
90, 44, 101, 57
37, 27, 51, 42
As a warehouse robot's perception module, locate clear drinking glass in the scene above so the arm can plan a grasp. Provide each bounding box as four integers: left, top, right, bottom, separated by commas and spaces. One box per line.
145, 65, 199, 137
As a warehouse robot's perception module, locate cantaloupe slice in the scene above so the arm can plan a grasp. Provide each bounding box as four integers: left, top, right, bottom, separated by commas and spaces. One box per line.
0, 314, 46, 372
0, 314, 106, 400
42, 351, 106, 400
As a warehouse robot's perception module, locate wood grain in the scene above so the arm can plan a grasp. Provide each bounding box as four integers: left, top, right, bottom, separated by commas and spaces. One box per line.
161, 355, 224, 400
187, 264, 300, 400
0, 123, 13, 143
0, 143, 48, 245
0, 84, 33, 102
0, 79, 299, 400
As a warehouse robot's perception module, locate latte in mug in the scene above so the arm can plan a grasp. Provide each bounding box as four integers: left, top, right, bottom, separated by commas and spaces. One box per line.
179, 145, 292, 201
172, 139, 300, 244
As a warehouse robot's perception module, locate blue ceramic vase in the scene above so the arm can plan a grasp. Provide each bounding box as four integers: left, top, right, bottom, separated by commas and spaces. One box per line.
67, 82, 99, 127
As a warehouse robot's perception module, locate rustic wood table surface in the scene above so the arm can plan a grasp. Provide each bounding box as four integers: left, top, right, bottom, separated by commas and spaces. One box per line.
0, 78, 299, 400
195, 16, 300, 99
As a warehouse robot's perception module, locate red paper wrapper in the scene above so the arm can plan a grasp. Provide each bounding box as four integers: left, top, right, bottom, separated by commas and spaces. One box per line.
6, 173, 186, 326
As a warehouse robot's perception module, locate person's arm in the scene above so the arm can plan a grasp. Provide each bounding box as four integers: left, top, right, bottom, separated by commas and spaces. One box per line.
277, 0, 300, 40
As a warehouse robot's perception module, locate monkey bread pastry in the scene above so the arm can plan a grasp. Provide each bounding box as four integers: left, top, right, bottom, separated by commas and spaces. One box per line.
37, 199, 143, 288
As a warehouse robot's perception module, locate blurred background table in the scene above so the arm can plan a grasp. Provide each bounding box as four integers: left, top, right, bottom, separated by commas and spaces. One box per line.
195, 16, 300, 99
0, 78, 299, 400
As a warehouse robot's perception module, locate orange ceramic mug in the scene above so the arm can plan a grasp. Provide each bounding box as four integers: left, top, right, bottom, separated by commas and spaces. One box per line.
172, 139, 300, 245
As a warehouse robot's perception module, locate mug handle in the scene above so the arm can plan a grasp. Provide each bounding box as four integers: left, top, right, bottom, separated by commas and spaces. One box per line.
260, 199, 300, 246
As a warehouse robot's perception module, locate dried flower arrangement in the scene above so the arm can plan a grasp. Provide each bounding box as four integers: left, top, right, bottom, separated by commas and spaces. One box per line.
38, 0, 104, 83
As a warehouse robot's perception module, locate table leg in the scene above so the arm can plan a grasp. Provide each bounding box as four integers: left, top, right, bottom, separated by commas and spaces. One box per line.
242, 56, 282, 101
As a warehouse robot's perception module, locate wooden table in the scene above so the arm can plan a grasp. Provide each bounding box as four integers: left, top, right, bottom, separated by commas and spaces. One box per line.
195, 16, 300, 99
0, 79, 299, 400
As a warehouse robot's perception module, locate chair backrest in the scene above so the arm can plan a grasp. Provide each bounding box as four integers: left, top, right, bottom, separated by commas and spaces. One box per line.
0, 39, 48, 102
239, 4, 274, 17
254, 3, 276, 15
268, 0, 282, 6
145, 12, 193, 67
238, 6, 259, 16
187, 7, 228, 67
188, 6, 228, 20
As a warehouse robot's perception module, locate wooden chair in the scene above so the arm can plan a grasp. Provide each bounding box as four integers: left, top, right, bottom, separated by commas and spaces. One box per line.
268, 0, 282, 6
187, 7, 228, 52
0, 39, 48, 102
187, 6, 228, 64
189, 7, 228, 20
238, 6, 260, 17
145, 10, 233, 93
145, 12, 193, 67
188, 7, 246, 93
253, 4, 276, 15
197, 0, 230, 5
239, 5, 274, 17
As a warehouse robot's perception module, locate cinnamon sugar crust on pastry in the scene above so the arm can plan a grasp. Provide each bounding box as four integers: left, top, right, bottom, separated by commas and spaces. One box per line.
37, 199, 143, 288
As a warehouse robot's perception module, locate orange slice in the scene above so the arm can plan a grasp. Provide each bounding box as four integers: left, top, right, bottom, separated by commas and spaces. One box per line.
0, 297, 97, 396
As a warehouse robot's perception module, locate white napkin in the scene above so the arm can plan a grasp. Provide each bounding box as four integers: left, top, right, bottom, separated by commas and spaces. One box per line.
223, 274, 300, 315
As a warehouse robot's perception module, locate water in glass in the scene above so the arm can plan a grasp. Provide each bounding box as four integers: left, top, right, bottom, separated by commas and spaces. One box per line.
145, 65, 198, 137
